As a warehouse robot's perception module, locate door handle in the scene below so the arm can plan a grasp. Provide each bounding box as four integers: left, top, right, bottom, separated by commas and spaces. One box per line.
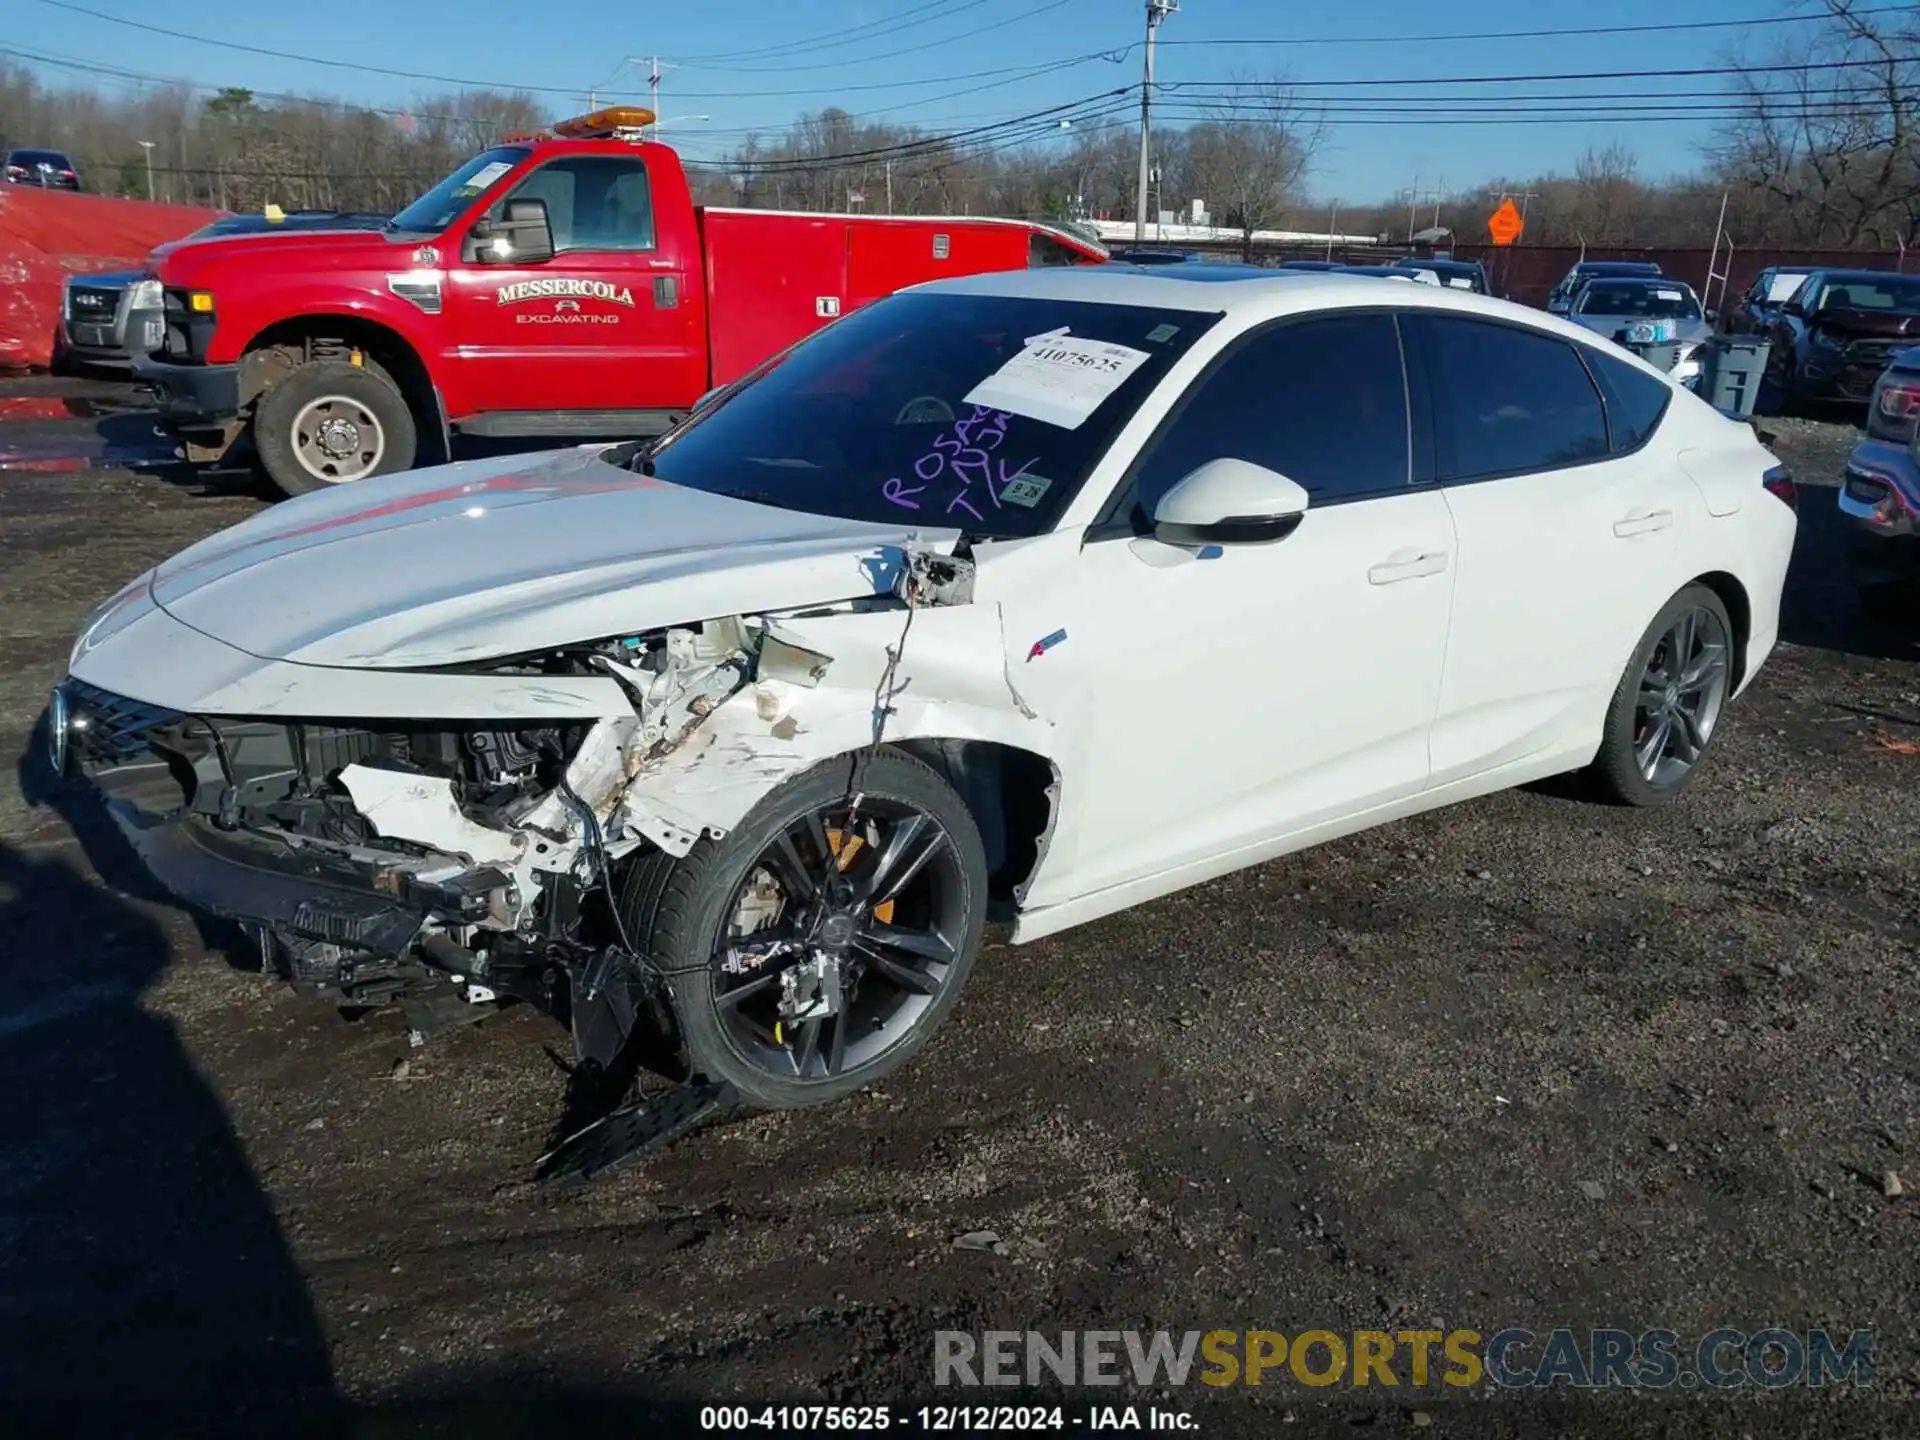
1367, 549, 1449, 585
1613, 508, 1673, 537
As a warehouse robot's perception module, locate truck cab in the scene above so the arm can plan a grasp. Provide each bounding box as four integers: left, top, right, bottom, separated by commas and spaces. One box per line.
134, 106, 1106, 497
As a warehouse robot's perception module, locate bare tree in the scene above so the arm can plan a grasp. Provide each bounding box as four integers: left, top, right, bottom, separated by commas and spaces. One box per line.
1179, 77, 1324, 259
1712, 0, 1920, 246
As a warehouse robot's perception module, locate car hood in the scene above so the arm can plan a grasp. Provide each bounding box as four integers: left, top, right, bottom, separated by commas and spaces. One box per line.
152, 226, 400, 281
147, 447, 961, 669
70, 269, 143, 288
1808, 309, 1920, 339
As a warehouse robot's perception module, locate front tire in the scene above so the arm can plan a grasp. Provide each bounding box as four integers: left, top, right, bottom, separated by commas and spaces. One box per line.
1588, 584, 1735, 806
619, 748, 989, 1110
252, 359, 417, 498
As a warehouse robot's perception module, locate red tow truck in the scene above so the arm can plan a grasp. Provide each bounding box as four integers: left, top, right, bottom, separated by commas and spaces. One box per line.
131, 106, 1108, 497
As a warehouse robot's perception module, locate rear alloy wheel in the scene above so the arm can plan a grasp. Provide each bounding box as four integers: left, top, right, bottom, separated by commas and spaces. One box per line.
252, 359, 417, 498
1590, 584, 1735, 806
619, 749, 988, 1109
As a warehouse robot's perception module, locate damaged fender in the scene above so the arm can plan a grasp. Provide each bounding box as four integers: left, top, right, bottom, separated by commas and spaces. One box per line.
615, 601, 1062, 856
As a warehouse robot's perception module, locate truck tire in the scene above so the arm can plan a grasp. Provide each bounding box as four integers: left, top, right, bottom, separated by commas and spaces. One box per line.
253, 359, 417, 498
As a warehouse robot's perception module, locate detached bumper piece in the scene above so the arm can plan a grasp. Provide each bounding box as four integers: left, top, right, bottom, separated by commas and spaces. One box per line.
106, 802, 510, 956
537, 1078, 741, 1187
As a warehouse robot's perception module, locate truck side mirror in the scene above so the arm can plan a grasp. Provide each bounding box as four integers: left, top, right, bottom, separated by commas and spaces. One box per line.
469, 197, 554, 265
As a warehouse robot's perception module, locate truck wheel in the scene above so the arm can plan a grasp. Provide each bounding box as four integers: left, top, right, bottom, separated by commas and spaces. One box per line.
253, 360, 417, 498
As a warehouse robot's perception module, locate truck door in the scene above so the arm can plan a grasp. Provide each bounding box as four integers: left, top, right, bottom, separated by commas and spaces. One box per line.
443, 151, 706, 428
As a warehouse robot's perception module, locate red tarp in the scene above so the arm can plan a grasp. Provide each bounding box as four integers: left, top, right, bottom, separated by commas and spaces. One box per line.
0, 186, 221, 369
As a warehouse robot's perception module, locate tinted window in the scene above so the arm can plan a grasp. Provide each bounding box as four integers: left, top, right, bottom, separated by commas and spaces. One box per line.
645, 292, 1219, 539
1421, 316, 1610, 481
1131, 313, 1410, 516
9, 149, 69, 167
1584, 347, 1672, 452
504, 156, 655, 251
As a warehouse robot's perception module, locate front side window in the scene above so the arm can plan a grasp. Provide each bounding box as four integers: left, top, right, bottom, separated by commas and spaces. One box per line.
1129, 312, 1411, 519
499, 156, 656, 252
1419, 315, 1610, 481
643, 292, 1220, 538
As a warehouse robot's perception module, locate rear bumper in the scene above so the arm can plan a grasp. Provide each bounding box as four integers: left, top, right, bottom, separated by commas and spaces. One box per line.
131, 352, 241, 427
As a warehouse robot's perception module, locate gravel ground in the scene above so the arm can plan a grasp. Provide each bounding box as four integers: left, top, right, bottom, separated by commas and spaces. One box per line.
0, 381, 1914, 1438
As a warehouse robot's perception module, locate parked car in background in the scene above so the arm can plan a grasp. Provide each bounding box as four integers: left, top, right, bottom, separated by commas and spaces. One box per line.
1395, 256, 1490, 293
1276, 259, 1344, 271
1547, 260, 1663, 315
4, 148, 79, 189
1339, 263, 1440, 285
1723, 265, 1817, 335
1110, 247, 1200, 265
57, 210, 394, 370
1838, 344, 1920, 586
1761, 269, 1920, 410
1566, 277, 1714, 383
48, 267, 1796, 1121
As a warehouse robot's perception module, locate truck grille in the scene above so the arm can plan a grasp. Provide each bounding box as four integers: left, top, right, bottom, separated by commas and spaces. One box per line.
65, 285, 121, 321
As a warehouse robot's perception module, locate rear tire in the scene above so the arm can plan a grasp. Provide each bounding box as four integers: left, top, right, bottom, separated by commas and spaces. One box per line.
1588, 584, 1736, 807
618, 748, 988, 1110
253, 359, 417, 498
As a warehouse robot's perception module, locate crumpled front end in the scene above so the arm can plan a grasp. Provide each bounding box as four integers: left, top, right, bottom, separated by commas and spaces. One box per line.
52, 545, 1056, 1045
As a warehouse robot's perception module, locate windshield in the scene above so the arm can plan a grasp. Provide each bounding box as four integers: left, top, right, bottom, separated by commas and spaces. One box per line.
1577, 282, 1701, 319
642, 292, 1221, 538
1812, 276, 1920, 313
390, 146, 529, 233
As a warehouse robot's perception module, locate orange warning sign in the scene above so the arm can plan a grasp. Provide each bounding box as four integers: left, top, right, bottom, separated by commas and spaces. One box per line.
1487, 198, 1525, 247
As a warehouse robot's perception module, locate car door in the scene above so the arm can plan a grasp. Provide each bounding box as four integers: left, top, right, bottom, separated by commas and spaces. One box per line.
443, 151, 705, 421
1407, 312, 1683, 786
1058, 309, 1458, 896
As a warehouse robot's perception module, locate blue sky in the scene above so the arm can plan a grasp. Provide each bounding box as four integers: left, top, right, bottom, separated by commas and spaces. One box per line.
10, 0, 1798, 202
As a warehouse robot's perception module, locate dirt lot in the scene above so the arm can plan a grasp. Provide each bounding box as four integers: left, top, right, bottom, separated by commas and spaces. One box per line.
0, 380, 1914, 1438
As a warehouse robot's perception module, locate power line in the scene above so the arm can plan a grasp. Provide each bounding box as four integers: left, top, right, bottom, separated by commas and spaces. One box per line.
680, 0, 1089, 75
675, 0, 992, 64
1154, 5, 1916, 50
1163, 55, 1913, 93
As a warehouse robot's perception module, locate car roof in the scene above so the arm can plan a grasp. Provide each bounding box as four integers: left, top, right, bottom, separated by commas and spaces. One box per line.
912, 263, 1609, 337
1579, 276, 1696, 290
1573, 260, 1662, 273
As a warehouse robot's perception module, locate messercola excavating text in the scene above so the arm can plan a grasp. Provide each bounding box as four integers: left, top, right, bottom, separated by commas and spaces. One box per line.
882, 406, 1047, 520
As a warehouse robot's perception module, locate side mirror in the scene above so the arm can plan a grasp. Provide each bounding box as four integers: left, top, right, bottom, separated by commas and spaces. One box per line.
1781, 300, 1805, 318
469, 197, 554, 265
1151, 458, 1309, 548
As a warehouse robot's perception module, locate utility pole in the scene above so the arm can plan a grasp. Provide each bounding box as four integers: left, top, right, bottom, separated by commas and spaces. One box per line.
650, 57, 662, 142
138, 139, 155, 201
1326, 200, 1338, 260
1135, 0, 1177, 243
886, 158, 894, 214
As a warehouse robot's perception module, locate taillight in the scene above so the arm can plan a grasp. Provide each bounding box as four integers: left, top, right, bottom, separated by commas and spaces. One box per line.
1762, 463, 1797, 511
5, 166, 24, 178
1877, 377, 1920, 423
58, 169, 75, 180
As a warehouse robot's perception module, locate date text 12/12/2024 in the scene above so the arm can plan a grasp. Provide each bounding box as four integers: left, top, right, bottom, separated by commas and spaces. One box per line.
699, 1404, 1196, 1432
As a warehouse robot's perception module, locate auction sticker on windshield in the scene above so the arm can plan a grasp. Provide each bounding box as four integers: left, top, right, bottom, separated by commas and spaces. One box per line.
465, 160, 516, 192
964, 334, 1152, 430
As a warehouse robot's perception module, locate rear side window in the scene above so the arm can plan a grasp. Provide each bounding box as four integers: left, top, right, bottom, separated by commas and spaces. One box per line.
1418, 315, 1610, 481
1129, 312, 1410, 516
1584, 347, 1672, 453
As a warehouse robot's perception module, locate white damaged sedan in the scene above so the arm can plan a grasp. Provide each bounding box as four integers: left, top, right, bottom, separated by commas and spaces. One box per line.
52, 267, 1796, 1111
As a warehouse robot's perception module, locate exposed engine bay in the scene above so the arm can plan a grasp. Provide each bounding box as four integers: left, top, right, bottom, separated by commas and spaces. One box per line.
59, 547, 1021, 1100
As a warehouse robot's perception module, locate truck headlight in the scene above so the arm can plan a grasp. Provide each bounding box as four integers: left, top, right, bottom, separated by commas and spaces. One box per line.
127, 277, 162, 310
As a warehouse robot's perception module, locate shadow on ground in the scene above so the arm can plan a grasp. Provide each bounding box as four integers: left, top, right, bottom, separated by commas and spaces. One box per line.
0, 835, 340, 1434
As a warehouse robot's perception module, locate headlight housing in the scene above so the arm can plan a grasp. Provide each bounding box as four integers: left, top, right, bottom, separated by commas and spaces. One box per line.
1809, 327, 1844, 350
127, 277, 163, 311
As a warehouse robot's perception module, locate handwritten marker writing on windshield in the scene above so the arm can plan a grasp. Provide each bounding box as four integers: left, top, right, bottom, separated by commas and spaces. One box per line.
1027, 628, 1067, 662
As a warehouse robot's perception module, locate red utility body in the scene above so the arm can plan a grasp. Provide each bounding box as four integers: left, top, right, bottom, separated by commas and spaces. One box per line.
132, 109, 1106, 496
